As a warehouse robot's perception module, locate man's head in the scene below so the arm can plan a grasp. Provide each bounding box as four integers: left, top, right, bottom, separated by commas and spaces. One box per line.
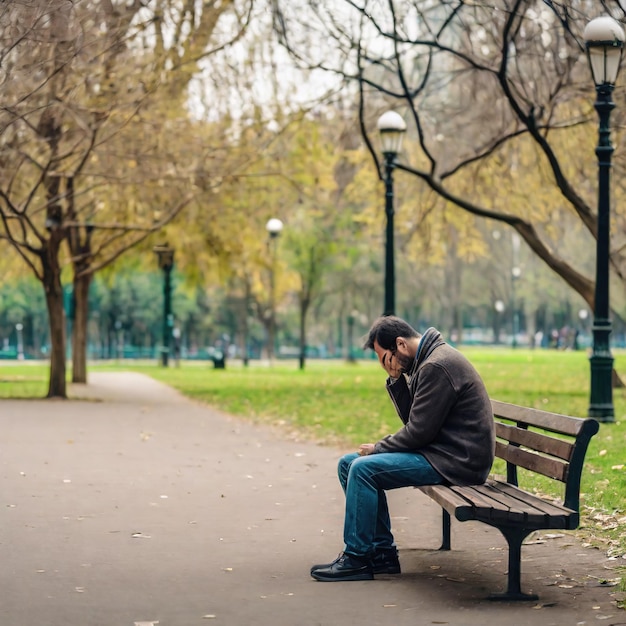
364, 316, 421, 376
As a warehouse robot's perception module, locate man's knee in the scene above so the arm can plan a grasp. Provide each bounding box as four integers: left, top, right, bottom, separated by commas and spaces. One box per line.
338, 452, 358, 471
346, 454, 377, 480
337, 452, 359, 485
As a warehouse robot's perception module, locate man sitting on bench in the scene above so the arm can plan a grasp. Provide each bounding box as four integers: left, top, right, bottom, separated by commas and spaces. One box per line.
310, 315, 495, 582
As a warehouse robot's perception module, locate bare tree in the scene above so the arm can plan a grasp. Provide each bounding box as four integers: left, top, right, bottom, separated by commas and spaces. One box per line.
270, 0, 626, 318
0, 0, 254, 394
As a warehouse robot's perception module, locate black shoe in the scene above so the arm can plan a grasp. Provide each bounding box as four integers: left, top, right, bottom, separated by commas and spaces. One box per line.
310, 553, 343, 575
372, 547, 401, 574
310, 552, 374, 581
310, 548, 400, 576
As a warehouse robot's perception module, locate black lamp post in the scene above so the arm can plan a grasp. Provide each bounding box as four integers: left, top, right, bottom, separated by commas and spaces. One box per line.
266, 218, 283, 362
584, 15, 625, 422
511, 266, 521, 348
15, 323, 24, 360
511, 232, 521, 349
154, 243, 175, 367
494, 300, 505, 345
377, 111, 407, 317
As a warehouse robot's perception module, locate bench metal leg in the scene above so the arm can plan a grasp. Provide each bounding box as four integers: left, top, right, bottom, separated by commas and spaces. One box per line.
439, 509, 451, 551
488, 527, 538, 601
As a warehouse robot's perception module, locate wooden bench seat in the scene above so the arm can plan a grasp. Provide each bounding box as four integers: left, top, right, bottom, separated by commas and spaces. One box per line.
418, 400, 599, 601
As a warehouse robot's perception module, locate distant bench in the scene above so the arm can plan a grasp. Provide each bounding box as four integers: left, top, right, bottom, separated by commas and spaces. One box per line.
418, 400, 600, 601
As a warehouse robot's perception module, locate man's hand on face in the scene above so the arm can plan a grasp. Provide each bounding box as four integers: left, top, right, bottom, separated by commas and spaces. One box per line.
373, 338, 408, 379
382, 348, 403, 379
358, 443, 375, 456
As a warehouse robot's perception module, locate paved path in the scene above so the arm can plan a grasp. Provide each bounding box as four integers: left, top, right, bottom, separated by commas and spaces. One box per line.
0, 372, 623, 626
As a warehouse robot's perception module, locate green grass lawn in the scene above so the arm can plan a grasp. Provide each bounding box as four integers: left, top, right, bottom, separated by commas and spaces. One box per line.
1, 349, 625, 564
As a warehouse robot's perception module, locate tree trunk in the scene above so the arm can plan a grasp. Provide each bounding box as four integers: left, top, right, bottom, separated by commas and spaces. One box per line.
299, 298, 309, 371
71, 273, 92, 383
43, 247, 67, 399
262, 316, 273, 361
240, 280, 251, 367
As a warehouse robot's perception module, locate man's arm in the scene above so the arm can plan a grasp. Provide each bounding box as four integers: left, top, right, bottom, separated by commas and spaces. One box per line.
374, 363, 456, 453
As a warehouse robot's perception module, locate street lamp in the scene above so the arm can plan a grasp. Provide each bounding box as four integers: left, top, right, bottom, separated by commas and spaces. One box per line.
377, 111, 407, 316
494, 300, 505, 344
583, 15, 625, 422
266, 218, 283, 362
493, 230, 522, 347
154, 243, 175, 367
511, 266, 521, 348
579, 308, 589, 333
511, 232, 522, 348
15, 323, 24, 360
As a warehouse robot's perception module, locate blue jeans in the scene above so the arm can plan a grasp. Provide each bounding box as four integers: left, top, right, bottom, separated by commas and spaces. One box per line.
338, 452, 444, 557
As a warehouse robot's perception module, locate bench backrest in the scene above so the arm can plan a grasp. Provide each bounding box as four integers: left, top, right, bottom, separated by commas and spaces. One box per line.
491, 400, 600, 512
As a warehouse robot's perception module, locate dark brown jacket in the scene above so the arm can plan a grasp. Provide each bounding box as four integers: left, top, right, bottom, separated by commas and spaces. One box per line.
373, 328, 495, 486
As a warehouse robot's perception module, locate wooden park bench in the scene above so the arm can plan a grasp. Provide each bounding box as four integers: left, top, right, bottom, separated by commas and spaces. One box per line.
418, 400, 600, 601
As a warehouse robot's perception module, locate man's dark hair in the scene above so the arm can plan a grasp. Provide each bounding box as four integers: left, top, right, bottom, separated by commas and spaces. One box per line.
363, 316, 420, 350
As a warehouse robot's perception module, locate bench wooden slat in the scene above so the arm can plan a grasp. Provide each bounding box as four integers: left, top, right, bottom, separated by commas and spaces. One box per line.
470, 483, 545, 517
495, 422, 574, 461
490, 481, 578, 528
495, 440, 569, 481
491, 399, 586, 436
454, 483, 536, 516
457, 483, 557, 526
450, 484, 530, 524
487, 481, 570, 515
421, 481, 576, 529
418, 484, 474, 518
474, 482, 573, 527
424, 483, 540, 523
